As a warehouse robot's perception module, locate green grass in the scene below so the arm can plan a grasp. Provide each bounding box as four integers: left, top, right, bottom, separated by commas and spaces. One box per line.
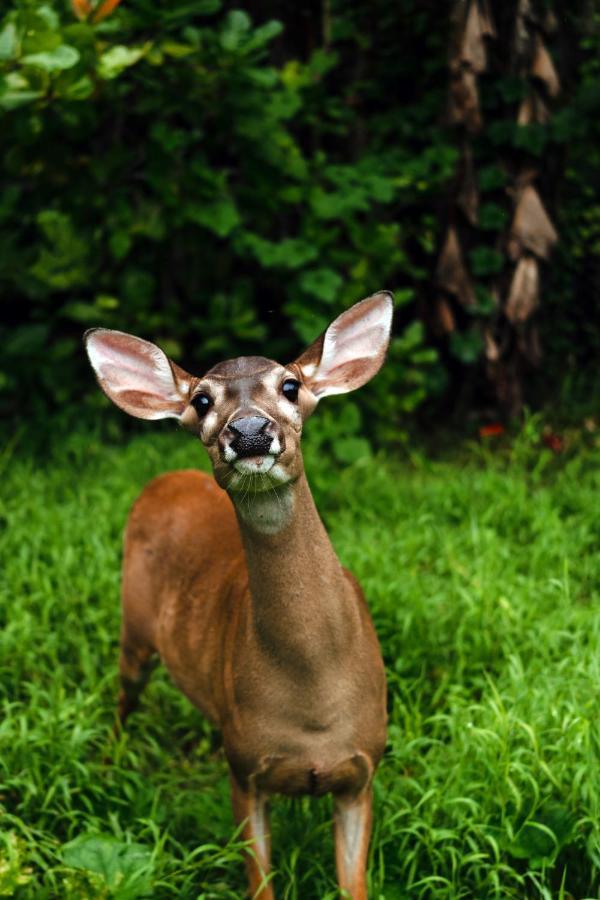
1, 422, 599, 898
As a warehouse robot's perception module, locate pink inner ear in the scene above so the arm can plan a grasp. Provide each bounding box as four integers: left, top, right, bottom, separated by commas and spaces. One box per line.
86, 329, 190, 420
311, 359, 371, 396
320, 305, 391, 373
308, 294, 393, 396
117, 388, 182, 415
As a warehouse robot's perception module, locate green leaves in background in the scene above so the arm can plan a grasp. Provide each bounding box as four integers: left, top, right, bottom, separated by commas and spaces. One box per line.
32, 210, 89, 290
22, 44, 80, 71
0, 0, 596, 428
98, 44, 146, 79
0, 0, 449, 432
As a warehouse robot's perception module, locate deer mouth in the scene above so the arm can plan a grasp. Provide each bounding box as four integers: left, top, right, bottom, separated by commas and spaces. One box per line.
233, 455, 275, 475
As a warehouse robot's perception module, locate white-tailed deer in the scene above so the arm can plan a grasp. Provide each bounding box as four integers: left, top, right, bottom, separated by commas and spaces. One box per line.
84, 292, 392, 899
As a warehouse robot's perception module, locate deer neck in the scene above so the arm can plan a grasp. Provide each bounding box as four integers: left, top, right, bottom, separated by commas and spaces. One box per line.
232, 474, 355, 672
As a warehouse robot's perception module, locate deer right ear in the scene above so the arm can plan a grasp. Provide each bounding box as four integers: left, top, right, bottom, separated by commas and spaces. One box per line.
294, 291, 393, 398
84, 328, 192, 420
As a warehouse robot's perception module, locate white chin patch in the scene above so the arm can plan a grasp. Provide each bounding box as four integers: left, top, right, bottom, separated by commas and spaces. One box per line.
233, 456, 275, 475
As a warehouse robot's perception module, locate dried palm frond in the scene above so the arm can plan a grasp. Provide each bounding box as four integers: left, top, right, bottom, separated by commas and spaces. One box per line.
479, 0, 496, 38
436, 227, 476, 307
484, 329, 500, 362
505, 256, 539, 323
508, 185, 558, 260
531, 34, 560, 97
448, 67, 482, 133
457, 144, 479, 225
460, 1, 488, 73
514, 166, 539, 188
433, 297, 456, 335
517, 91, 550, 125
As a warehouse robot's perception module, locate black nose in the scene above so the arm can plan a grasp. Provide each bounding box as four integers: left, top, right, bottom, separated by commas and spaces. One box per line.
228, 416, 272, 458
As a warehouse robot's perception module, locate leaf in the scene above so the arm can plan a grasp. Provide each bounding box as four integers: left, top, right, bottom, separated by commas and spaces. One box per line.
310, 186, 369, 219
59, 75, 94, 100
244, 235, 318, 269
245, 20, 283, 51
109, 231, 131, 260
162, 0, 221, 23
61, 835, 153, 895
478, 165, 507, 192
187, 199, 240, 237
246, 67, 278, 88
479, 202, 508, 231
32, 5, 60, 31
98, 45, 146, 80
394, 288, 416, 306
59, 302, 101, 324
22, 45, 80, 72
31, 210, 89, 290
333, 436, 371, 464
470, 285, 497, 315
450, 329, 483, 364
4, 324, 50, 356
220, 10, 251, 51
298, 268, 342, 303
469, 246, 504, 277
0, 89, 44, 111
395, 320, 425, 352
160, 41, 195, 59
0, 23, 18, 62
337, 402, 361, 432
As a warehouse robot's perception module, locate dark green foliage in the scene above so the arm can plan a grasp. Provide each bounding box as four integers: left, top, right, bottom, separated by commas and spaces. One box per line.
0, 0, 597, 428
0, 0, 454, 429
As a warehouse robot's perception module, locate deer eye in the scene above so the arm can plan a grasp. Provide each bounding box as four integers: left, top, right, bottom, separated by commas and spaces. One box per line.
191, 392, 213, 417
282, 378, 300, 403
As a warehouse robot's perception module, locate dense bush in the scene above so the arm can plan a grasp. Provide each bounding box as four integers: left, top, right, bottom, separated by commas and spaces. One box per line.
0, 0, 597, 433
0, 0, 453, 435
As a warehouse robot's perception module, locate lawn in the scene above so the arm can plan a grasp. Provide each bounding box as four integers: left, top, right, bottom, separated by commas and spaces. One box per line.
1, 421, 598, 898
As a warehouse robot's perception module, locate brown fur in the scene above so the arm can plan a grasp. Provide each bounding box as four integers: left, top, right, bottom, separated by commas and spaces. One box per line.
86, 292, 393, 898
120, 469, 387, 897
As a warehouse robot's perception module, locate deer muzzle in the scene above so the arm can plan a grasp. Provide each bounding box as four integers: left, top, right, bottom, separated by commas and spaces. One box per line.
221, 415, 283, 462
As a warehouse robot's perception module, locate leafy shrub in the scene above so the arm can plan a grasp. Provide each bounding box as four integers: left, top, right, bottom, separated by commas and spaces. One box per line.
0, 1, 596, 432
0, 0, 454, 436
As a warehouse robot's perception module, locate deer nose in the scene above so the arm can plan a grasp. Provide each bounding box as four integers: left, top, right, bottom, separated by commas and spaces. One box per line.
229, 416, 270, 438
226, 416, 274, 459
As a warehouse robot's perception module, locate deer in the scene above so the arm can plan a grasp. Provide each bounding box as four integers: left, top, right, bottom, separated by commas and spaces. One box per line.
84, 292, 392, 899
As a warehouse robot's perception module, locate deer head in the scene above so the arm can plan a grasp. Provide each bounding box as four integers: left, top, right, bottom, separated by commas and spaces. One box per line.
85, 292, 393, 500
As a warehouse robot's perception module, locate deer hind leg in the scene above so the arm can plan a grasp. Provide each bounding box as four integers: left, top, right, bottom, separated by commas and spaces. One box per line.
333, 787, 373, 900
117, 631, 157, 726
230, 774, 274, 899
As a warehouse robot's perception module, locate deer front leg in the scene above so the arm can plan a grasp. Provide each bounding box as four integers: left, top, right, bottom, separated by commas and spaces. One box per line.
333, 787, 373, 900
230, 774, 274, 899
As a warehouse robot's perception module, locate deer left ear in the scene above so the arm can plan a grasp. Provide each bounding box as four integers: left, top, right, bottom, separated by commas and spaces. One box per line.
294, 291, 393, 398
84, 328, 192, 420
